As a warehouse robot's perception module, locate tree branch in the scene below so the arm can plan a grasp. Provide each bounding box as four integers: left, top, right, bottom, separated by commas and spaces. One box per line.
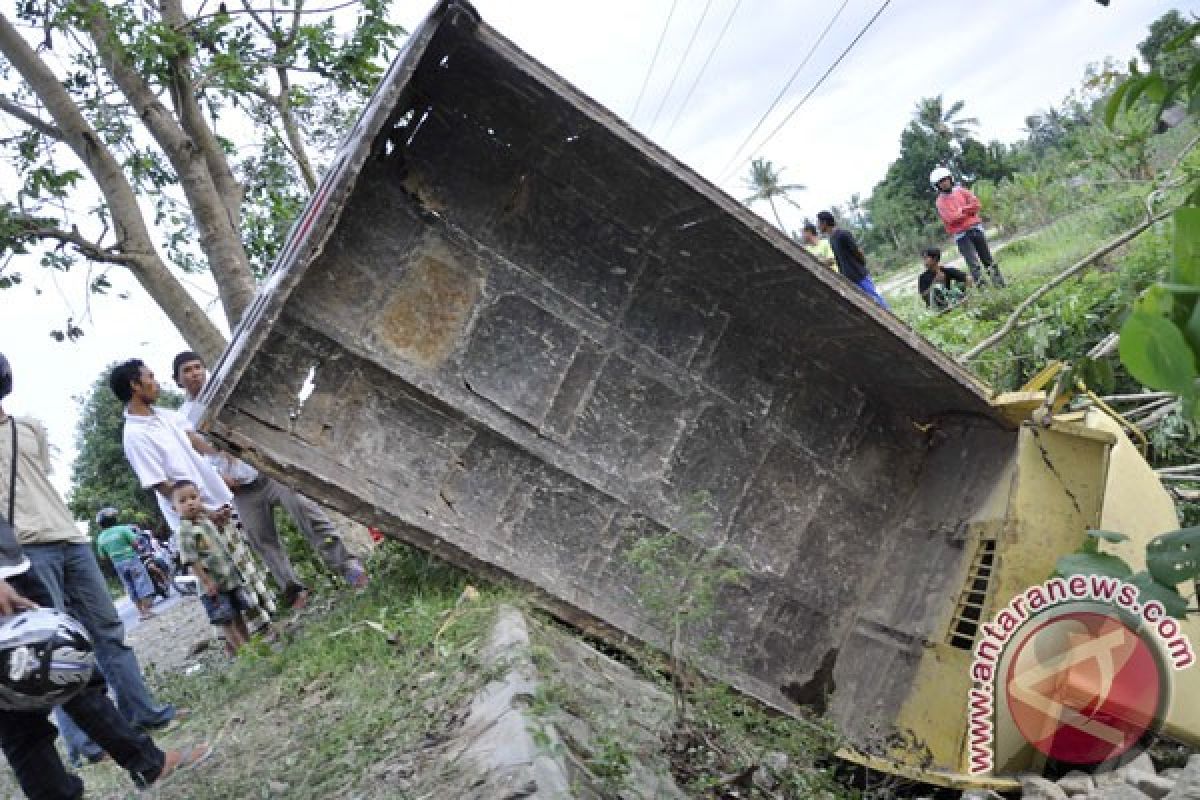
191, 0, 363, 25
0, 96, 63, 139
958, 206, 1177, 364
274, 67, 317, 191
12, 214, 140, 265
85, 4, 255, 326
0, 11, 227, 362
162, 0, 244, 225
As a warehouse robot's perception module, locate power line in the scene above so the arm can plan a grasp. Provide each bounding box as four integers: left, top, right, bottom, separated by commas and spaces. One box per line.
715, 0, 852, 180
729, 0, 894, 180
630, 0, 682, 122
647, 0, 717, 133
663, 0, 746, 139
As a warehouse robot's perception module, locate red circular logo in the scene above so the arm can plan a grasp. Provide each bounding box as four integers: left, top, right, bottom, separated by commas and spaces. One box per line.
1004, 609, 1167, 766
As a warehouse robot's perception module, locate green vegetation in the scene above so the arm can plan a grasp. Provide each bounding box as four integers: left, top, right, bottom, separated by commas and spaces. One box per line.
44, 543, 496, 800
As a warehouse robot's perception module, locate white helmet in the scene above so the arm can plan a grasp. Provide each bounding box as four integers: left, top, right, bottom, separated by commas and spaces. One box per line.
0, 608, 95, 711
929, 166, 954, 187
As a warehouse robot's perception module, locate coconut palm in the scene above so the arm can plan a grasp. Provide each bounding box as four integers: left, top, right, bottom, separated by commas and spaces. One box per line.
743, 158, 805, 230
914, 95, 979, 146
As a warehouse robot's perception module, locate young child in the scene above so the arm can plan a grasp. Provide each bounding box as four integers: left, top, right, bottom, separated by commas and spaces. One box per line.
917, 247, 972, 310
171, 480, 272, 653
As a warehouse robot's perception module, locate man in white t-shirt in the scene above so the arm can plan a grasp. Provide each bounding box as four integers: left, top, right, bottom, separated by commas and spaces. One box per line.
108, 359, 232, 534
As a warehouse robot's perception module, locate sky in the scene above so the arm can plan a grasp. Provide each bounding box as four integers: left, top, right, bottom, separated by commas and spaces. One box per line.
0, 0, 1188, 495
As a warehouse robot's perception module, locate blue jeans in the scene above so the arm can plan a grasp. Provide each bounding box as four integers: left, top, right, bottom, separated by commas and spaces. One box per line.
855, 276, 890, 310
25, 543, 175, 762
114, 558, 154, 603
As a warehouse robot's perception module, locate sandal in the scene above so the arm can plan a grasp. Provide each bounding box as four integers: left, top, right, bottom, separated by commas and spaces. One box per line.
153, 742, 213, 785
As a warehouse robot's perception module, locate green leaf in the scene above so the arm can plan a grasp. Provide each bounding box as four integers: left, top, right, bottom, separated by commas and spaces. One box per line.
1105, 78, 1132, 129
1079, 358, 1116, 395
1140, 74, 1168, 105
1174, 208, 1200, 286
1163, 21, 1200, 52
1123, 76, 1152, 112
1120, 311, 1199, 394
1087, 529, 1131, 544
1135, 284, 1176, 316
1130, 572, 1191, 619
1146, 526, 1200, 587
1057, 552, 1133, 579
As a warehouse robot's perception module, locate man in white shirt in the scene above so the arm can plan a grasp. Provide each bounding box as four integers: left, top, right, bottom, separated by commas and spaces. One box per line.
109, 359, 233, 535
172, 352, 368, 608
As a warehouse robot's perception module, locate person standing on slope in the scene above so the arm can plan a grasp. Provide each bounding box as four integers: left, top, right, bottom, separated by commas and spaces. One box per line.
930, 167, 1005, 288
816, 211, 890, 310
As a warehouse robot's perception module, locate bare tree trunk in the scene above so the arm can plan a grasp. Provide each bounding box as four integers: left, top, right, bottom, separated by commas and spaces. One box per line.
275, 68, 318, 192
0, 12, 227, 363
86, 7, 256, 327
161, 0, 245, 226
767, 197, 785, 232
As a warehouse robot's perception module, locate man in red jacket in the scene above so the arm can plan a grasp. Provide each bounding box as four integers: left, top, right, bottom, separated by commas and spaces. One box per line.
930, 167, 1005, 288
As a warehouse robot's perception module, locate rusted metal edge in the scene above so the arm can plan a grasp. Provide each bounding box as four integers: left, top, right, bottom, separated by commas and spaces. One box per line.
200, 0, 1001, 433
196, 0, 479, 430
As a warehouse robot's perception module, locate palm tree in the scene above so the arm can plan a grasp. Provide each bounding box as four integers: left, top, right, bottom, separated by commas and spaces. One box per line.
914, 95, 979, 146
743, 158, 805, 231
1023, 106, 1071, 155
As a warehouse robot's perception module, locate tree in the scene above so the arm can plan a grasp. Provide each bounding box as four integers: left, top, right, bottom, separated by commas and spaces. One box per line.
743, 158, 805, 231
913, 95, 979, 148
1138, 10, 1200, 87
0, 1, 403, 361
67, 366, 182, 536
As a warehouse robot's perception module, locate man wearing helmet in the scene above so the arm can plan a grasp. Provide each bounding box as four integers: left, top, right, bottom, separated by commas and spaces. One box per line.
94, 508, 157, 621
0, 352, 211, 797
930, 167, 1006, 288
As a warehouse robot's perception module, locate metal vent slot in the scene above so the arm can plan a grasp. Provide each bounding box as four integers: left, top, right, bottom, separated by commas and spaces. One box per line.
947, 539, 996, 650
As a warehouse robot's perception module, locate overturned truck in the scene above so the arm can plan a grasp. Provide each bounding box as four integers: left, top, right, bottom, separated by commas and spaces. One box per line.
199, 0, 1200, 788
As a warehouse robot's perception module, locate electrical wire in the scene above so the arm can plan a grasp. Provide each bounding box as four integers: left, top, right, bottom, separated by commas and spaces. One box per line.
723, 0, 895, 182
630, 0, 682, 122
646, 0, 716, 133
663, 0, 745, 139
715, 0, 852, 180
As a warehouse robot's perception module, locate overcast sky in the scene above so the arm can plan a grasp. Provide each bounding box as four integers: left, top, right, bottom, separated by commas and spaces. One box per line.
0, 0, 1187, 495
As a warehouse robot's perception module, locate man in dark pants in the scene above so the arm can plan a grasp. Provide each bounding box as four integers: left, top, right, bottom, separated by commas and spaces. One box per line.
0, 352, 209, 799
930, 166, 1006, 288
816, 210, 890, 310
0, 570, 209, 799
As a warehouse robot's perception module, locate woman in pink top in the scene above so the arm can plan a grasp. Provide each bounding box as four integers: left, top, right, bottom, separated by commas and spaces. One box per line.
930, 167, 1006, 288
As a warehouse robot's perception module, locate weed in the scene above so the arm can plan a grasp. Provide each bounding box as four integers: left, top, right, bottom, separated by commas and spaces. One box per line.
28, 541, 499, 800
625, 491, 743, 721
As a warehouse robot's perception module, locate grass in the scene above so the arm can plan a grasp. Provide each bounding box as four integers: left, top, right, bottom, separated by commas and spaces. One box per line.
883, 191, 1166, 392
55, 542, 502, 800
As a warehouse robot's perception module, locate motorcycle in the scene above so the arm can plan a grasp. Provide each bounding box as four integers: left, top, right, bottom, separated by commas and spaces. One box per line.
135, 531, 198, 598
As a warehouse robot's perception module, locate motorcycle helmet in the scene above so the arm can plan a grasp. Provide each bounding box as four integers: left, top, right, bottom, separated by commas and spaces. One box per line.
95, 507, 120, 529
929, 166, 954, 189
0, 608, 95, 711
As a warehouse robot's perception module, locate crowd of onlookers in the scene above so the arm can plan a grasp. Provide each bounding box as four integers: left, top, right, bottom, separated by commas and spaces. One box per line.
799, 166, 1007, 312
0, 349, 372, 797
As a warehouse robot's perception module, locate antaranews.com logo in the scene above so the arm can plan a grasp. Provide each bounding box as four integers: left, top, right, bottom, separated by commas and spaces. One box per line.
967, 574, 1195, 775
